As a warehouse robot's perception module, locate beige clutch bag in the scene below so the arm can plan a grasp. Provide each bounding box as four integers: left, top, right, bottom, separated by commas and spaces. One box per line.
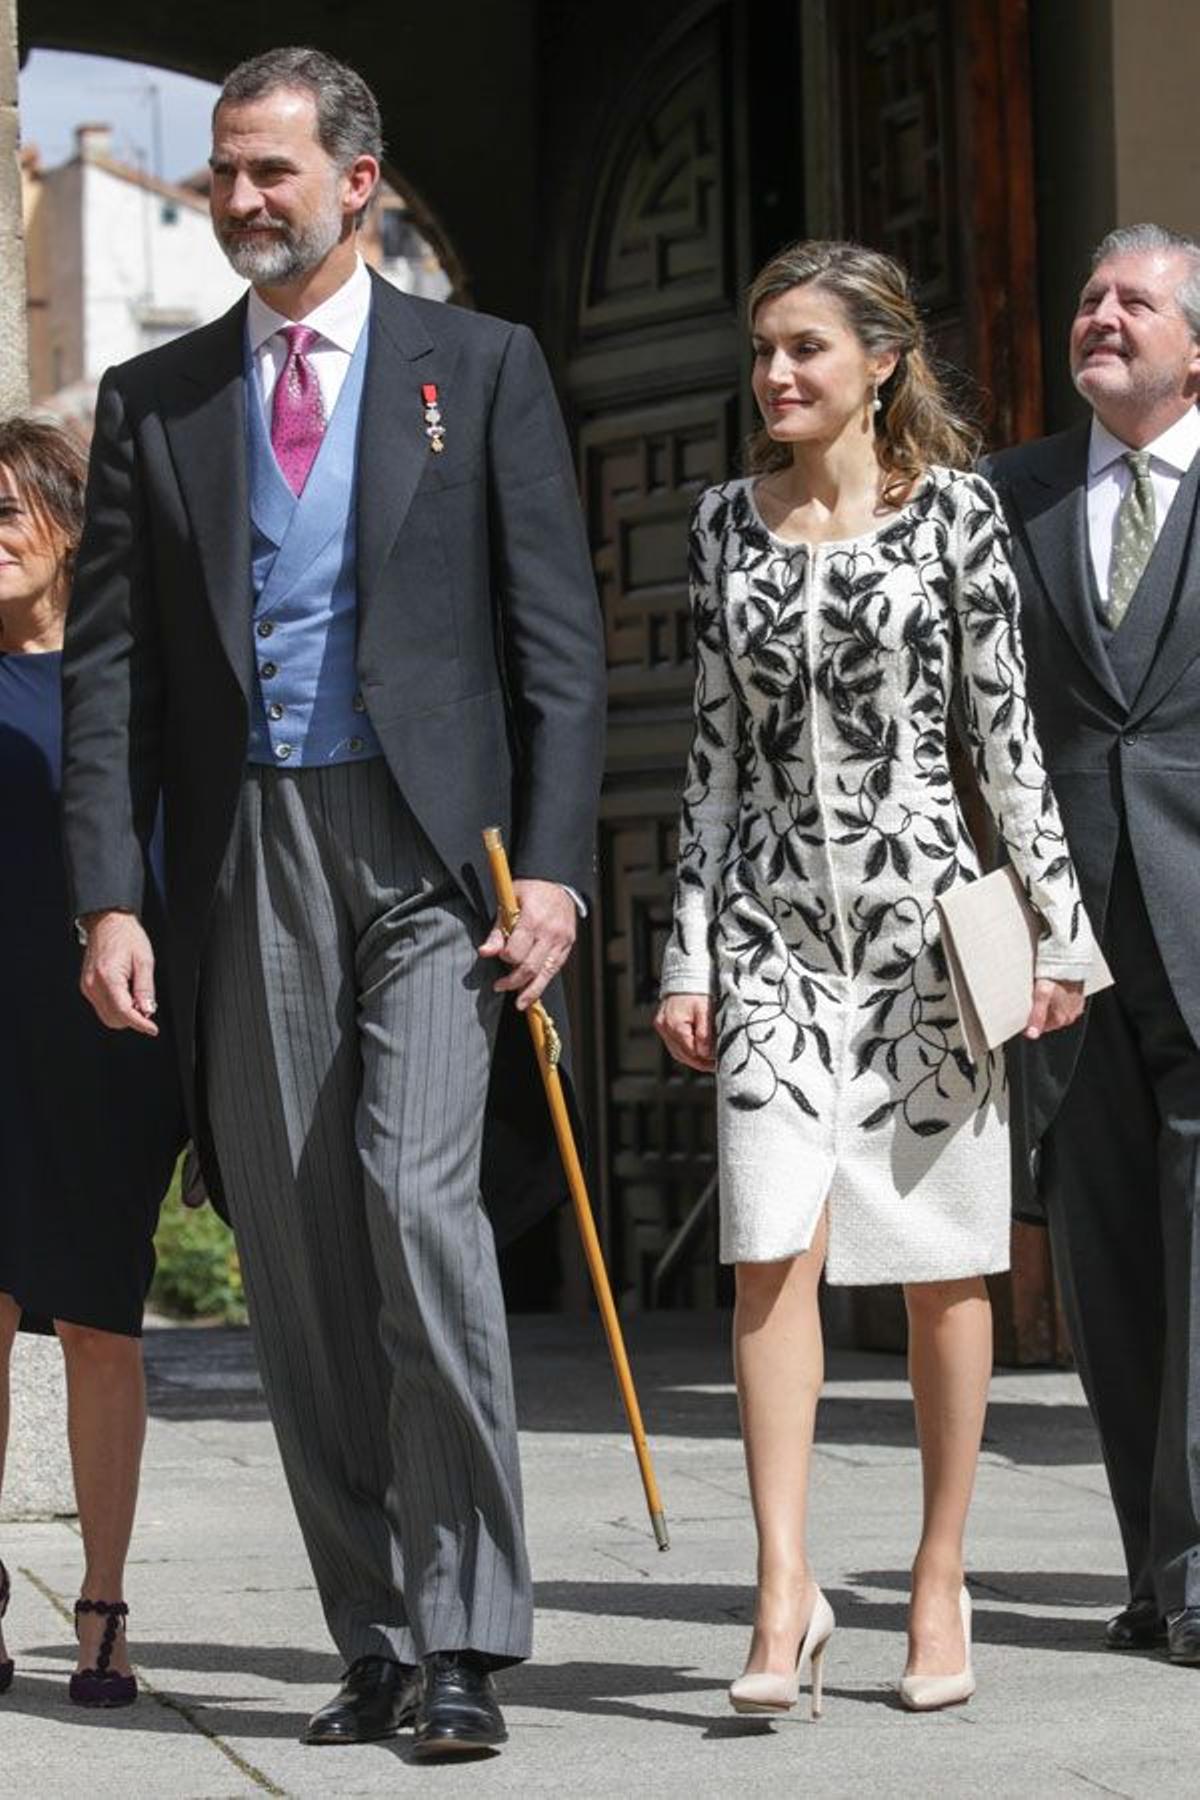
935, 866, 1113, 1063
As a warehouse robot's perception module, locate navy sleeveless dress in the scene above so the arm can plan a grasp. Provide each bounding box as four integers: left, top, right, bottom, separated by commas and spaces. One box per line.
0, 650, 184, 1335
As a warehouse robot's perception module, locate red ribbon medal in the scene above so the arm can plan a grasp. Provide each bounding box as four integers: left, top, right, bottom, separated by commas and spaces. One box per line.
421, 382, 445, 454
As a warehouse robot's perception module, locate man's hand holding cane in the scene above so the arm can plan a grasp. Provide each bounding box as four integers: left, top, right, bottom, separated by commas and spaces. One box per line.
478, 879, 576, 1008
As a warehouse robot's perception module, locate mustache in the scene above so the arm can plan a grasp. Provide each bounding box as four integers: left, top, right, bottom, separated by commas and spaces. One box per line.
220, 217, 289, 237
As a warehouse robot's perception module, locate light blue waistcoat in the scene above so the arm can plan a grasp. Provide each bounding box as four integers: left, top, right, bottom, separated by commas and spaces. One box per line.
244, 322, 383, 767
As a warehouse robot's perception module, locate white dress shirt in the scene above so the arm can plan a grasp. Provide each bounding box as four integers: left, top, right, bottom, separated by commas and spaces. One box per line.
1086, 406, 1200, 603
246, 256, 372, 419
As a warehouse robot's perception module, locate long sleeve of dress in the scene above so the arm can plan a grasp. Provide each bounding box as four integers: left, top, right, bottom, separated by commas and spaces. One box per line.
951, 474, 1096, 979
660, 498, 740, 996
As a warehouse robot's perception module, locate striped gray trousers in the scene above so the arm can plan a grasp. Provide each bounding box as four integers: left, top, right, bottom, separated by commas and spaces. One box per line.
201, 759, 532, 1666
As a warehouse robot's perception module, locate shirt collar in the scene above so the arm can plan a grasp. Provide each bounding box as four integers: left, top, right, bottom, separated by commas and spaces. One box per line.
246, 256, 372, 356
1088, 405, 1200, 478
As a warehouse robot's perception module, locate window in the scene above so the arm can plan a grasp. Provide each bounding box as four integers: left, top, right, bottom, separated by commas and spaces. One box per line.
138, 309, 198, 353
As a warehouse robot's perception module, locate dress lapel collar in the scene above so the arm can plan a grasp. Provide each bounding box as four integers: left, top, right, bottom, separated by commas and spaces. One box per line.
356, 271, 444, 603
1128, 450, 1200, 720
1011, 424, 1127, 710
161, 297, 254, 699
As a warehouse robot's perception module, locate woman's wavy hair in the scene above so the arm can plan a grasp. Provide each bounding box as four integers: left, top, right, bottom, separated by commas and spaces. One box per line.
745, 240, 980, 500
0, 415, 87, 569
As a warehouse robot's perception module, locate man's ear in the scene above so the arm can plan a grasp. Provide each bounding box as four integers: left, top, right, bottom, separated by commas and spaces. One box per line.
343, 154, 380, 222
1185, 337, 1200, 398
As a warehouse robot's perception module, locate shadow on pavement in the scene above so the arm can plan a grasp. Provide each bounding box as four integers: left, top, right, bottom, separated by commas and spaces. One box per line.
851, 1568, 1129, 1608
532, 1581, 1123, 1653
0, 1651, 728, 1741
26, 1638, 342, 1684
143, 1318, 1101, 1467
4, 1579, 1127, 1749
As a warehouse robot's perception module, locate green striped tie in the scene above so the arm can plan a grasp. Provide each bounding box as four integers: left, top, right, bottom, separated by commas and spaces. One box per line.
1106, 449, 1155, 629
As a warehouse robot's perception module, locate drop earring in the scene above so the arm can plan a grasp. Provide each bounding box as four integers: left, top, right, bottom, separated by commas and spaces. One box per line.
871, 382, 882, 415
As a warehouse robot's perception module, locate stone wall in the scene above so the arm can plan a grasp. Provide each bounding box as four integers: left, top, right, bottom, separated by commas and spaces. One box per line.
0, 0, 28, 409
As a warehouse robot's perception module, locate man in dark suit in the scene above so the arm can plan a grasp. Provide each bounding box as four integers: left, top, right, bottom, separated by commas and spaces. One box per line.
62, 47, 606, 1755
984, 223, 1200, 1666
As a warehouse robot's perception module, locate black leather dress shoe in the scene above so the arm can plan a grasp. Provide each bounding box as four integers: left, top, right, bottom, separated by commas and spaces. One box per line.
303, 1655, 421, 1744
1168, 1607, 1200, 1665
1105, 1599, 1168, 1651
412, 1651, 508, 1759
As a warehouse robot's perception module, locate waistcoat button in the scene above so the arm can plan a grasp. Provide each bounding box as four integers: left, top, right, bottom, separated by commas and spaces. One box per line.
275, 742, 292, 761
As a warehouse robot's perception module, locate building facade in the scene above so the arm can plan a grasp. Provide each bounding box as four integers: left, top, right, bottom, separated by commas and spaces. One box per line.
23, 124, 244, 412
22, 122, 450, 420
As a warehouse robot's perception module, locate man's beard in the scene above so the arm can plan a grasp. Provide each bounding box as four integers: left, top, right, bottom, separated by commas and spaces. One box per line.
217, 203, 343, 285
1072, 346, 1186, 412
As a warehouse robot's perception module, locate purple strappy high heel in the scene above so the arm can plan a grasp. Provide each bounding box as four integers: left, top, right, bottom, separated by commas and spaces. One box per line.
0, 1559, 13, 1694
69, 1598, 137, 1707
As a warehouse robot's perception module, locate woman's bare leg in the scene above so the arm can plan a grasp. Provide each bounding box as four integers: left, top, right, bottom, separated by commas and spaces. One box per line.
55, 1322, 146, 1679
0, 1293, 20, 1665
903, 1276, 992, 1675
733, 1212, 829, 1675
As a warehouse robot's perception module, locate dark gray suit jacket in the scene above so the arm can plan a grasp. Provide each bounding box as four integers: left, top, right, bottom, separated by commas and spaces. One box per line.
982, 424, 1200, 1218
62, 272, 607, 1240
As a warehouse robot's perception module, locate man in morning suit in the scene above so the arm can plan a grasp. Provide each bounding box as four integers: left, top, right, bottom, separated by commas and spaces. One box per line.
983, 224, 1200, 1666
61, 47, 606, 1755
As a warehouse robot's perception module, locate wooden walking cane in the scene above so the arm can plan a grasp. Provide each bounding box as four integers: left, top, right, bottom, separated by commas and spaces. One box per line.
482, 826, 670, 1552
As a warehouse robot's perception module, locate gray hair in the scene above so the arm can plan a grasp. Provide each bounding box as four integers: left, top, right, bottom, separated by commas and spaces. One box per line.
1091, 223, 1200, 338
216, 46, 384, 170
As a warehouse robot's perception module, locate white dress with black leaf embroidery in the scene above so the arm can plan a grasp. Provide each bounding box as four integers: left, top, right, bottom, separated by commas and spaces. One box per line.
660, 470, 1096, 1281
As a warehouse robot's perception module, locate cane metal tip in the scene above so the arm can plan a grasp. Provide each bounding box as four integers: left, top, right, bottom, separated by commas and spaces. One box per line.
481, 825, 504, 849
652, 1511, 670, 1552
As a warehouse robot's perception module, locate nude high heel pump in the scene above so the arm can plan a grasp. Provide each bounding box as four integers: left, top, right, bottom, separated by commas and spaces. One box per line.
898, 1585, 975, 1712
729, 1587, 836, 1719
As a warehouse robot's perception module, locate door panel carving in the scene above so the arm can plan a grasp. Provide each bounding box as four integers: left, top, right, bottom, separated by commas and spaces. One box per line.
571, 15, 740, 1307
579, 22, 730, 337
832, 0, 1043, 442
839, 1, 958, 309
579, 391, 739, 1305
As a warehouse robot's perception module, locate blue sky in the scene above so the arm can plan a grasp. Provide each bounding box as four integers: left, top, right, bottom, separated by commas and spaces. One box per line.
19, 49, 217, 181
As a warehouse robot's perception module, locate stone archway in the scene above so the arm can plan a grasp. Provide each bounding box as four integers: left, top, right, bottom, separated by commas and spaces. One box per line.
562, 2, 796, 1312
16, 1, 540, 319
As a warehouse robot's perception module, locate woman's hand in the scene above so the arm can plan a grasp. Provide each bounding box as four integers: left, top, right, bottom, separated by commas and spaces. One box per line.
654, 992, 716, 1071
1024, 977, 1085, 1040
79, 909, 159, 1036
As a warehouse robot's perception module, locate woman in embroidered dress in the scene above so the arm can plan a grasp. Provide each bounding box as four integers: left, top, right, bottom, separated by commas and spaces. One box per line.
656, 242, 1095, 1714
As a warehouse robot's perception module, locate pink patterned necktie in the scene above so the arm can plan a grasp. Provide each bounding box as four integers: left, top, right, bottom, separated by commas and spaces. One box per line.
270, 324, 325, 496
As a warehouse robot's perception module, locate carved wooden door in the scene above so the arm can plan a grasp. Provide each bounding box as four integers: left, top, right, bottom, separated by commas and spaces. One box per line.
828, 0, 1054, 1360
565, 8, 746, 1308
829, 0, 1043, 446
566, 0, 1043, 1333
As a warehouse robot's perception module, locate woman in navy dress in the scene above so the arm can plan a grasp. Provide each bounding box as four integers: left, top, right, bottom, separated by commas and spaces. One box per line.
0, 418, 182, 1706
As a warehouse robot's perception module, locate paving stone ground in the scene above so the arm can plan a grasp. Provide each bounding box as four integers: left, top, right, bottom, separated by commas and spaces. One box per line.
3, 1312, 1197, 1798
